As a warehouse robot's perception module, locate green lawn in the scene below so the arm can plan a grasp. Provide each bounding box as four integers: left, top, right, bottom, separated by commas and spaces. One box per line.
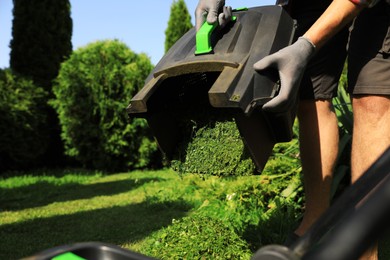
0, 169, 300, 259
0, 170, 187, 259
0, 168, 388, 259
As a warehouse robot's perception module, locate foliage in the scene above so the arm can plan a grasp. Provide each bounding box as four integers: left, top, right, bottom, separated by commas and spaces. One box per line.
51, 40, 158, 171
10, 0, 72, 91
165, 0, 193, 53
331, 63, 353, 200
0, 69, 48, 172
334, 63, 353, 135
10, 0, 73, 168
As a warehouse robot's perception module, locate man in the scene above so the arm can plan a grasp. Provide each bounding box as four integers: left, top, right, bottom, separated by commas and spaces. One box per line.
196, 0, 348, 240
195, 0, 390, 259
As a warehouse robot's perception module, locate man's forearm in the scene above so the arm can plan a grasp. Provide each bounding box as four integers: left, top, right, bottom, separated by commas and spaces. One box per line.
303, 0, 364, 49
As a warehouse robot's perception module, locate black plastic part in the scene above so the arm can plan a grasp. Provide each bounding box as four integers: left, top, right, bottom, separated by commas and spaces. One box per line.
127, 6, 297, 172
289, 147, 390, 257
251, 245, 300, 260
300, 147, 390, 260
23, 242, 155, 260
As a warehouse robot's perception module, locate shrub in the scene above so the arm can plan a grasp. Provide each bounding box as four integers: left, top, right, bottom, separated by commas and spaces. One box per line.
0, 69, 48, 172
51, 40, 158, 171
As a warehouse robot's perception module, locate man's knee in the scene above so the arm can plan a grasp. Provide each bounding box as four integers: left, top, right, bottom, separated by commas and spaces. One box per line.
353, 95, 390, 122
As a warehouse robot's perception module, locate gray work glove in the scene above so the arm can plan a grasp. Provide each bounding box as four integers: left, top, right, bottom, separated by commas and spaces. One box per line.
195, 0, 232, 31
253, 37, 316, 113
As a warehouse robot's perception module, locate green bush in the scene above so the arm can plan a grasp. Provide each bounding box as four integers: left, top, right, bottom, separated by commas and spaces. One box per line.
0, 69, 48, 172
51, 40, 158, 171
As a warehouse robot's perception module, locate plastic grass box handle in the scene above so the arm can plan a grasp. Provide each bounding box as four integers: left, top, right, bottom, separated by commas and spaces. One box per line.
195, 21, 218, 55
195, 8, 247, 55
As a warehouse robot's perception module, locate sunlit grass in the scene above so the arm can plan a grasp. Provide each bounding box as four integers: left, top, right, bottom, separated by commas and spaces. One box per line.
1, 168, 295, 259
0, 169, 186, 258
1, 167, 388, 259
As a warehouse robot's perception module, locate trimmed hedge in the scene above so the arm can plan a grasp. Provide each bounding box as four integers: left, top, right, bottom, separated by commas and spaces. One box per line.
0, 69, 48, 172
51, 40, 159, 171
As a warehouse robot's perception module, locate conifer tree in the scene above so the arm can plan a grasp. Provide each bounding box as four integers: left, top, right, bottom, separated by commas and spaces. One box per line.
10, 0, 72, 91
165, 0, 193, 53
10, 0, 73, 167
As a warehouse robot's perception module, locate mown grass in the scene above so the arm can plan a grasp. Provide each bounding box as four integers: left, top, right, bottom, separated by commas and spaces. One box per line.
0, 167, 303, 259
0, 169, 184, 258
1, 167, 389, 259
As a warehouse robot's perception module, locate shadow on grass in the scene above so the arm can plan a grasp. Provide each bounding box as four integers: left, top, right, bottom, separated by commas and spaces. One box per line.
241, 205, 390, 259
1, 168, 106, 178
1, 177, 165, 211
0, 199, 192, 259
242, 204, 301, 252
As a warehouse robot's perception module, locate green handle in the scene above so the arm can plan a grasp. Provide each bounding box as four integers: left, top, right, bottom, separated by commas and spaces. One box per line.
194, 8, 246, 55
52, 252, 86, 260
195, 21, 218, 55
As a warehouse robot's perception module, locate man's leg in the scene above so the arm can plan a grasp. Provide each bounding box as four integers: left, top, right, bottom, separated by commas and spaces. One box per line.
290, 5, 348, 238
351, 95, 390, 260
295, 98, 339, 236
351, 95, 390, 181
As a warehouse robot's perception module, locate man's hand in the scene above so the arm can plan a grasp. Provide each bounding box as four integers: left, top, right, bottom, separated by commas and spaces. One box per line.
195, 0, 232, 31
253, 37, 316, 113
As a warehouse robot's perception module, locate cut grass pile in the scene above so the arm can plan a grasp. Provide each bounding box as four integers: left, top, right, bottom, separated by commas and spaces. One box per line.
1, 167, 389, 259
0, 168, 302, 259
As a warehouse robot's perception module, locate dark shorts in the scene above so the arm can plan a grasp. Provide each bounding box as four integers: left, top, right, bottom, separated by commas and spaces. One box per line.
293, 14, 349, 100
347, 1, 390, 95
